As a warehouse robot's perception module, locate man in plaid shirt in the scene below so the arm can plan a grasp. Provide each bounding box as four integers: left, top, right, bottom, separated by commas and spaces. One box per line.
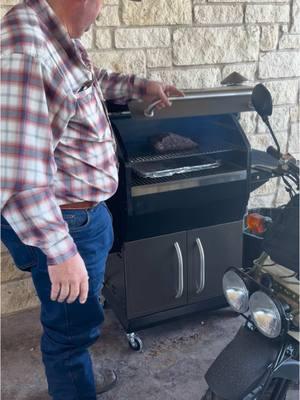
1, 0, 182, 398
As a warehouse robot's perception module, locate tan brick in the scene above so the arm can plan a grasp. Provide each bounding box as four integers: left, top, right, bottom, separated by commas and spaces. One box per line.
1, 278, 40, 315
0, 6, 10, 18
173, 27, 260, 65
122, 0, 192, 26
279, 34, 300, 50
89, 50, 146, 75
249, 193, 277, 209
81, 29, 93, 50
95, 29, 112, 49
1, 250, 28, 283
0, 0, 18, 4
291, 0, 300, 33
146, 49, 172, 68
206, 0, 287, 2
259, 51, 300, 79
115, 28, 170, 49
288, 123, 300, 153
96, 5, 120, 27
104, 0, 119, 4
246, 5, 290, 24
1, 242, 8, 254
194, 5, 243, 25
249, 133, 272, 151
264, 80, 299, 105
254, 177, 280, 196
260, 25, 279, 51
148, 67, 221, 90
290, 104, 300, 123
254, 129, 289, 153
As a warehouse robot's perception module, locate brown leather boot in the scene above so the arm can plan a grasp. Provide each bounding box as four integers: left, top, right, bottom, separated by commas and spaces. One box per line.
96, 368, 117, 397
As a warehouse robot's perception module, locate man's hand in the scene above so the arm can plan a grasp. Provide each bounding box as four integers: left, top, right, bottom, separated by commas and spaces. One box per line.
143, 80, 184, 110
48, 253, 89, 304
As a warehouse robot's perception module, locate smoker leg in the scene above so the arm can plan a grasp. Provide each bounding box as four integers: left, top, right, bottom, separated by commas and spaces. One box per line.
127, 332, 143, 352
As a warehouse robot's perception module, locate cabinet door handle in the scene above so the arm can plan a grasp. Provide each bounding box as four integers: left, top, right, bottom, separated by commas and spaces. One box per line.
196, 238, 205, 294
174, 242, 184, 299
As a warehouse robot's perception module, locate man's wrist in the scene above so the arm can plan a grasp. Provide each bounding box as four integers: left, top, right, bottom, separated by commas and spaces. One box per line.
45, 236, 78, 266
132, 76, 148, 99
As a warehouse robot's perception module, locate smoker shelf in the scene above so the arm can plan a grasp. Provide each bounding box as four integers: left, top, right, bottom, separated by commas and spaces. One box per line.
131, 165, 246, 197
131, 155, 221, 179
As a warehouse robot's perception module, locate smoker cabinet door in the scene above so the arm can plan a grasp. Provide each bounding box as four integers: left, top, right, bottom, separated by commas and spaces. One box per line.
125, 232, 188, 319
187, 220, 243, 304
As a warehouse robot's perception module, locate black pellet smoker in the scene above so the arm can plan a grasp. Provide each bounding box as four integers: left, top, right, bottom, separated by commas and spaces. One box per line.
104, 74, 270, 351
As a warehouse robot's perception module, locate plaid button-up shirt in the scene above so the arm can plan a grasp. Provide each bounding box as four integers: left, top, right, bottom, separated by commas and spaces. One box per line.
1, 0, 147, 265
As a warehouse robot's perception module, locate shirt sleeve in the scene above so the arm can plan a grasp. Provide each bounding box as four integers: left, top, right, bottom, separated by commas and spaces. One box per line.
94, 68, 148, 103
1, 53, 78, 265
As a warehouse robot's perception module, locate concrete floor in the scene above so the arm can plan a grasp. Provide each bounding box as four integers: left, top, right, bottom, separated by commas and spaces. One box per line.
1, 306, 298, 400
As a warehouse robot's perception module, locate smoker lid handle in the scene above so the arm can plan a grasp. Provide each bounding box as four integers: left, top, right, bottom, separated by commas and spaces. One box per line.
144, 97, 179, 118
143, 90, 254, 118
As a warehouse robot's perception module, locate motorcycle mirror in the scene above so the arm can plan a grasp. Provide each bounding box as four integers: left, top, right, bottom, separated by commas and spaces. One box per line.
251, 84, 273, 120
251, 84, 281, 155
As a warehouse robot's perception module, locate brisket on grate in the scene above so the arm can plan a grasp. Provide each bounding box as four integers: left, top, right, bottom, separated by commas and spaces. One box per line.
151, 133, 198, 153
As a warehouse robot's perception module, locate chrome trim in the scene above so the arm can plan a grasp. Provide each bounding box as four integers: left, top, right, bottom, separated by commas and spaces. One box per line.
174, 242, 184, 299
196, 238, 205, 294
108, 111, 131, 117
144, 89, 253, 118
131, 170, 246, 197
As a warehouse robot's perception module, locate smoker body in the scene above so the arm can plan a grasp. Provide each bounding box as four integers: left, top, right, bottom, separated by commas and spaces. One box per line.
104, 88, 253, 333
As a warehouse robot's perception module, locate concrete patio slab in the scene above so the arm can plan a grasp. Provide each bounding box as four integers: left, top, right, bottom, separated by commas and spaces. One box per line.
1, 307, 298, 400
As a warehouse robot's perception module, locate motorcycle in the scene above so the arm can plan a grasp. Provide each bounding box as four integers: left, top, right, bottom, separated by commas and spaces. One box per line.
202, 84, 299, 400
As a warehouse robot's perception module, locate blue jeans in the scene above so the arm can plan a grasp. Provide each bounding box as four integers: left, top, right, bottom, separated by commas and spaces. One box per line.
1, 202, 114, 400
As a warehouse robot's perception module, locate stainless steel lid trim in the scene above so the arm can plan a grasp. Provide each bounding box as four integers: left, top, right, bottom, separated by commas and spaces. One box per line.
128, 85, 254, 120
144, 88, 253, 118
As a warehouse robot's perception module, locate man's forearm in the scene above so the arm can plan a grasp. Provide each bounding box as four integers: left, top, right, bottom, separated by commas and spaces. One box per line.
95, 69, 148, 103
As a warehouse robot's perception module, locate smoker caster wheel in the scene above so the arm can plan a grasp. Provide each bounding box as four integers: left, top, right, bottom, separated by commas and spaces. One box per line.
127, 334, 143, 352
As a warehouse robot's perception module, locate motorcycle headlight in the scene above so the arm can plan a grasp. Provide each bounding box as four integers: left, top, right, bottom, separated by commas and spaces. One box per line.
249, 291, 283, 338
223, 269, 249, 313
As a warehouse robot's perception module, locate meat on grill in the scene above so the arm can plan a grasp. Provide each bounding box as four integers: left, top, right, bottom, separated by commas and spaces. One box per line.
151, 133, 198, 153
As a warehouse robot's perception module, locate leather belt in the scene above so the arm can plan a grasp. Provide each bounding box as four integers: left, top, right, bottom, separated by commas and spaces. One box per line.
60, 201, 97, 210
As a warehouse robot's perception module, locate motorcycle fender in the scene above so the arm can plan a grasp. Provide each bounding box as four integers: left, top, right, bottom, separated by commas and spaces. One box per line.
205, 325, 280, 400
273, 359, 300, 384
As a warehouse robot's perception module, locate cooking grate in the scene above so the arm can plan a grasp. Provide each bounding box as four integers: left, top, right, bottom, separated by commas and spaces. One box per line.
128, 143, 240, 164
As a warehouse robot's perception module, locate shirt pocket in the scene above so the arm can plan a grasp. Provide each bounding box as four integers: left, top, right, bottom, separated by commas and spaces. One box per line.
74, 85, 96, 118
70, 84, 110, 140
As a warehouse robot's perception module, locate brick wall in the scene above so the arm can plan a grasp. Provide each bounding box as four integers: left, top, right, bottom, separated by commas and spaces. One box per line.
1, 0, 299, 314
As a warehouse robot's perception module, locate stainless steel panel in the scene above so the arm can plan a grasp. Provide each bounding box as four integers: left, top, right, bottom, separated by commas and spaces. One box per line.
125, 232, 188, 318
131, 170, 247, 197
128, 86, 253, 120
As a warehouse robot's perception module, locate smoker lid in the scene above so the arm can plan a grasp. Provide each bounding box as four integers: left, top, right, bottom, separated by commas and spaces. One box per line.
128, 85, 254, 120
